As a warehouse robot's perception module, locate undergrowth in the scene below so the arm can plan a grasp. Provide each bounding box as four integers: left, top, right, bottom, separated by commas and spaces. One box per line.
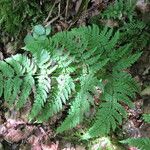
0, 0, 53, 36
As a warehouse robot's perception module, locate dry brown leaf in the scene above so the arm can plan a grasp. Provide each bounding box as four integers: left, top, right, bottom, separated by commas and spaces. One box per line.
5, 129, 25, 142
41, 141, 59, 150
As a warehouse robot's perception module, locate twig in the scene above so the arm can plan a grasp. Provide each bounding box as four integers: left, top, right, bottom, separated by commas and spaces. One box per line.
65, 0, 70, 20
44, 1, 57, 23
45, 0, 62, 27
45, 15, 60, 27
58, 0, 61, 16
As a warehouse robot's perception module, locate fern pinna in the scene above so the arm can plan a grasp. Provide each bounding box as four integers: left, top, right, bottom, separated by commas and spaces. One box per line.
1, 24, 141, 139
101, 0, 137, 20
101, 0, 150, 50
121, 138, 150, 150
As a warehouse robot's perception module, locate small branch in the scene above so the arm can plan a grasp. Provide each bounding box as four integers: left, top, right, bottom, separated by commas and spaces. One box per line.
44, 1, 57, 24
45, 15, 60, 27
65, 0, 70, 20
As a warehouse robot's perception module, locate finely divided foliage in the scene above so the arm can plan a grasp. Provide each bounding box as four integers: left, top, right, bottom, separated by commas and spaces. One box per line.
0, 24, 141, 139
0, 54, 35, 107
101, 0, 137, 20
120, 138, 150, 150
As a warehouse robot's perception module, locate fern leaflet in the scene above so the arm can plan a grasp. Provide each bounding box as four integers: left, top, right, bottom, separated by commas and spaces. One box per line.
120, 138, 150, 150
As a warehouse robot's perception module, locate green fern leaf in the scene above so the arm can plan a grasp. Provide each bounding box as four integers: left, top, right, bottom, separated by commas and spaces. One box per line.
120, 138, 150, 150
143, 114, 150, 123
0, 55, 35, 106
29, 75, 51, 119
37, 74, 75, 122
57, 91, 90, 133
0, 24, 142, 140
57, 74, 98, 133
102, 0, 136, 20
53, 50, 75, 73
82, 101, 124, 139
109, 44, 131, 62
0, 61, 14, 77
16, 75, 34, 108
8, 77, 22, 105
114, 52, 142, 71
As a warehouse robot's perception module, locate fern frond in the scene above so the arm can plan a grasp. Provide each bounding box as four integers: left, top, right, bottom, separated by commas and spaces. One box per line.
21, 28, 54, 119
51, 25, 119, 73
121, 20, 146, 32
57, 74, 99, 133
101, 71, 139, 103
120, 20, 149, 49
82, 101, 125, 139
53, 50, 76, 73
51, 25, 118, 55
113, 52, 142, 71
109, 44, 131, 62
16, 75, 34, 108
0, 52, 52, 120
120, 138, 150, 150
0, 54, 35, 106
37, 74, 75, 122
11, 54, 36, 74
47, 24, 141, 137
82, 71, 139, 139
111, 71, 140, 98
1, 24, 142, 140
29, 75, 51, 119
57, 91, 91, 133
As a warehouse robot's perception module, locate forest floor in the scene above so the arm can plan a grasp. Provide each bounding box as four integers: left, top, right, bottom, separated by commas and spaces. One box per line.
0, 0, 150, 150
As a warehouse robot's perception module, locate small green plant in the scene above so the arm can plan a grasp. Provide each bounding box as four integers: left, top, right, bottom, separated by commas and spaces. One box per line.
0, 24, 141, 140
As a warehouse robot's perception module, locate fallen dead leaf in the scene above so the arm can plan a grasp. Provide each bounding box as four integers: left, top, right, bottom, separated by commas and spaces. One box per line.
4, 129, 25, 143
